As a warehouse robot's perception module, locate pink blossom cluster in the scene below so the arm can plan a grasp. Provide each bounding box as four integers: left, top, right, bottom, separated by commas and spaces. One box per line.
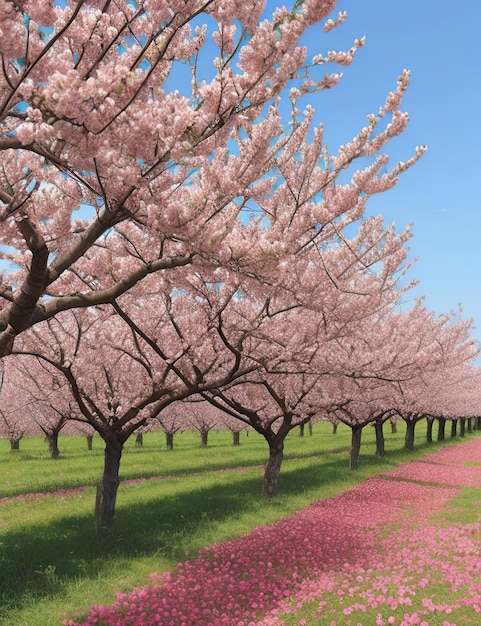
64, 439, 481, 626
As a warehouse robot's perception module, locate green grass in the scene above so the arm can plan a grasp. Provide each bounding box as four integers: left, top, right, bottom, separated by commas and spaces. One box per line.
0, 421, 479, 625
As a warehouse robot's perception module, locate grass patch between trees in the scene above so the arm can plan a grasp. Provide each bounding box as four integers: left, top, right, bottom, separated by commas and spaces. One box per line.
0, 421, 479, 625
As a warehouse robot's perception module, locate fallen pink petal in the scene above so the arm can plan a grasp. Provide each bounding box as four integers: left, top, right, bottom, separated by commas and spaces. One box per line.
64, 438, 481, 626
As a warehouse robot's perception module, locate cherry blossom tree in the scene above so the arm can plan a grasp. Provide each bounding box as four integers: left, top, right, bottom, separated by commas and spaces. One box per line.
13, 275, 263, 529
0, 0, 425, 359
391, 309, 479, 450
7, 356, 79, 457
321, 377, 397, 469
0, 359, 39, 449
219, 409, 248, 446
196, 223, 416, 495
181, 399, 224, 447
155, 402, 187, 451
203, 374, 323, 497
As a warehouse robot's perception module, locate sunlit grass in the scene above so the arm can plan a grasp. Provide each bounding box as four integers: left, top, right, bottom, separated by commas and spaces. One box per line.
0, 421, 479, 625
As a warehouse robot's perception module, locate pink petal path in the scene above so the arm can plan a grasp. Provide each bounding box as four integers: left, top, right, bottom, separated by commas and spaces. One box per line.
65, 439, 481, 626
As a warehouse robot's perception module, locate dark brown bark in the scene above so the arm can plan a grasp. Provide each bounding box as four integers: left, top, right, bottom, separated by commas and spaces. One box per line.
467, 417, 473, 433
46, 432, 60, 459
0, 216, 49, 356
391, 420, 397, 434
200, 430, 208, 447
232, 431, 240, 446
86, 434, 94, 451
451, 419, 457, 438
332, 422, 338, 434
95, 437, 123, 532
349, 424, 362, 469
437, 417, 446, 441
135, 433, 143, 447
460, 417, 466, 437
374, 421, 385, 457
426, 418, 434, 443
10, 438, 20, 451
308, 421, 313, 436
165, 432, 174, 450
404, 420, 416, 451
262, 440, 284, 498
298, 423, 305, 437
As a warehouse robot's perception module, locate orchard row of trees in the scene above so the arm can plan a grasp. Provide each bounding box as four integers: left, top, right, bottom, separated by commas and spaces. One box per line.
1, 271, 479, 528
0, 0, 479, 530
3, 391, 480, 459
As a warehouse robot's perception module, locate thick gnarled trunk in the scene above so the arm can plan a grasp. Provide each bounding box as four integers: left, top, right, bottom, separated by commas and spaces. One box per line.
95, 437, 123, 532
46, 432, 60, 459
262, 440, 284, 499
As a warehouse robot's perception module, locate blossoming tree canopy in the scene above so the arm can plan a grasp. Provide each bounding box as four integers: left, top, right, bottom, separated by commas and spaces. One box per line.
12, 276, 274, 529
0, 0, 427, 356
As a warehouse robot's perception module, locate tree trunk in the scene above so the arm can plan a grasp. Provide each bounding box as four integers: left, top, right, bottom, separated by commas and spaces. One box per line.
374, 421, 385, 458
86, 434, 93, 451
437, 417, 446, 441
332, 422, 338, 434
349, 424, 363, 470
165, 432, 174, 450
262, 440, 284, 499
404, 420, 416, 451
47, 432, 60, 459
232, 431, 240, 446
460, 417, 466, 437
451, 419, 457, 438
391, 419, 397, 434
426, 418, 434, 443
200, 430, 208, 447
95, 437, 123, 532
477, 416, 481, 430
10, 438, 20, 451
308, 421, 313, 436
299, 423, 305, 437
135, 433, 143, 447
467, 417, 473, 433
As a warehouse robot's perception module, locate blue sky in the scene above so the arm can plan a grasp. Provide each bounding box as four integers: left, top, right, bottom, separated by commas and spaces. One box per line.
2, 0, 480, 353
296, 0, 481, 345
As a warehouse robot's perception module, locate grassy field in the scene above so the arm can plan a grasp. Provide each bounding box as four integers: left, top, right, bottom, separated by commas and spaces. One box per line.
0, 421, 479, 625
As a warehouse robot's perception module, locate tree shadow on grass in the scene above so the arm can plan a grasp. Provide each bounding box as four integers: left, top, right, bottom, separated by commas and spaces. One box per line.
0, 437, 452, 621
0, 454, 360, 617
